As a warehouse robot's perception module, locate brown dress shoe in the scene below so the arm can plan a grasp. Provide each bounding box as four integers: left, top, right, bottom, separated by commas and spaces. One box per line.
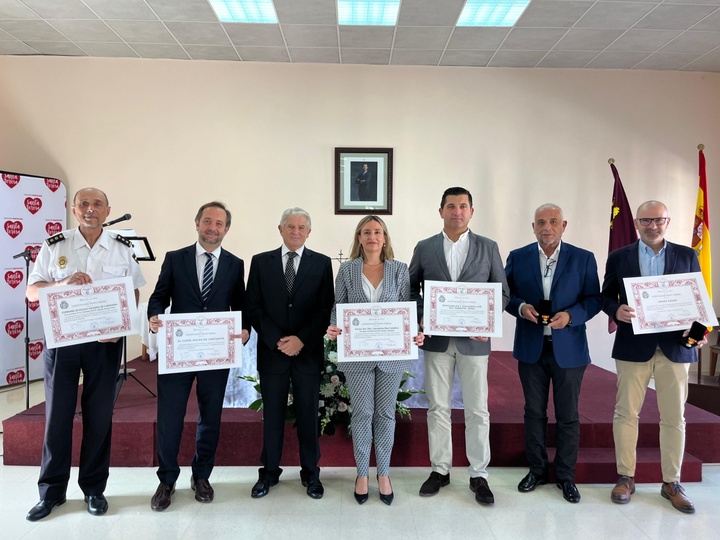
661, 482, 695, 514
191, 475, 214, 503
151, 483, 175, 511
610, 475, 635, 504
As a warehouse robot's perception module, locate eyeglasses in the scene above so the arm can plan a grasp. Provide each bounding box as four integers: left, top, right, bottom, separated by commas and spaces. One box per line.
544, 258, 556, 278
637, 217, 668, 226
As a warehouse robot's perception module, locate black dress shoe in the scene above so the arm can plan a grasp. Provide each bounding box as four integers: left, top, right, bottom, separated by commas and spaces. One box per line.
84, 494, 108, 515
26, 498, 66, 522
557, 480, 581, 503
419, 471, 450, 497
518, 471, 548, 493
302, 479, 324, 499
354, 477, 369, 505
191, 475, 214, 503
251, 478, 278, 498
151, 482, 175, 511
469, 477, 495, 505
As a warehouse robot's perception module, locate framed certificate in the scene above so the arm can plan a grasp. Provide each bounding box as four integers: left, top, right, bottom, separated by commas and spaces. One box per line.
422, 280, 503, 337
158, 311, 243, 374
337, 301, 418, 361
623, 272, 718, 335
38, 276, 140, 348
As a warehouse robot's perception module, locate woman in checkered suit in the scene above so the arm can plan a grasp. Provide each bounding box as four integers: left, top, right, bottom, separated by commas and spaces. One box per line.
327, 215, 424, 505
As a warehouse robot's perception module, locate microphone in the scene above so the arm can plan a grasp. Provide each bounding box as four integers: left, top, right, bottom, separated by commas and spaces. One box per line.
103, 213, 132, 228
13, 246, 40, 259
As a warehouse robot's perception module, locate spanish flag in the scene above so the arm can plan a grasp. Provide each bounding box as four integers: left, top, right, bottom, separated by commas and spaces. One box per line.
692, 146, 712, 301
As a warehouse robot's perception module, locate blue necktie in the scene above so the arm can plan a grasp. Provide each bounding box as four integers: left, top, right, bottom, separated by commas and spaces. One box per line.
201, 252, 213, 303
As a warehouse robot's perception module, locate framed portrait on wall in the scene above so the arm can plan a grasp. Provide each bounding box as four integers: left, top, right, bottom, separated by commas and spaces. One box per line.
335, 147, 393, 215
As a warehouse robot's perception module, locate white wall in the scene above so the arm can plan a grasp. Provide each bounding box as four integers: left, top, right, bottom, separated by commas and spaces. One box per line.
1, 56, 718, 371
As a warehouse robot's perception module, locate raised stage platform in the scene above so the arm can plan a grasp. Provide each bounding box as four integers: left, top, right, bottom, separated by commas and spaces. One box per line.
4, 352, 720, 483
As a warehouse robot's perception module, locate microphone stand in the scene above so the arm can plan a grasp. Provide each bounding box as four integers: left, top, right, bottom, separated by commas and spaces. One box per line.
12, 247, 37, 410
109, 234, 157, 404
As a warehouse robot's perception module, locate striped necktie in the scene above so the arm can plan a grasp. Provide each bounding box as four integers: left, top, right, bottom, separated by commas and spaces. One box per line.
285, 251, 297, 292
201, 252, 214, 303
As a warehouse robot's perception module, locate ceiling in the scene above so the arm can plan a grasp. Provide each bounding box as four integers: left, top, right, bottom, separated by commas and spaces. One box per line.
1, 0, 720, 71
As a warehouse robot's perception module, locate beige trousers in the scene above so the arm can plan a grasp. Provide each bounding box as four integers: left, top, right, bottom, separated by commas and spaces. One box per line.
424, 338, 490, 478
614, 350, 689, 483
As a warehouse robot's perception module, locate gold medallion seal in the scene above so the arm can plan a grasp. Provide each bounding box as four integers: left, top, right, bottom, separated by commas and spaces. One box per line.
58, 256, 67, 269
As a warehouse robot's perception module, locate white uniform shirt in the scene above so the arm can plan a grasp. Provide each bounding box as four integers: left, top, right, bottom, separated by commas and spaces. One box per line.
29, 228, 146, 289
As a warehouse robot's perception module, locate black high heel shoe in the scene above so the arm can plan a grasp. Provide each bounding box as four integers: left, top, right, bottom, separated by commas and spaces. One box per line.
378, 475, 394, 506
354, 476, 369, 505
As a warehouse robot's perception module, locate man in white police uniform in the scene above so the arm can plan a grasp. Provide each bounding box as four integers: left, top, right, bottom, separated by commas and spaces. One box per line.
25, 187, 145, 521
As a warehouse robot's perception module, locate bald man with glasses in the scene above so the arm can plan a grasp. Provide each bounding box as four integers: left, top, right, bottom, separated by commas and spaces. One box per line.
601, 200, 706, 514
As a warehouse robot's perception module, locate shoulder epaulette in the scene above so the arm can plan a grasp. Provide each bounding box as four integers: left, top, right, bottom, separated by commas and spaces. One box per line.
46, 233, 65, 245
114, 234, 133, 248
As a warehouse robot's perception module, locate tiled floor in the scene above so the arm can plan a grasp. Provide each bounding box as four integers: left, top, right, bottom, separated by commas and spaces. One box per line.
2, 380, 720, 539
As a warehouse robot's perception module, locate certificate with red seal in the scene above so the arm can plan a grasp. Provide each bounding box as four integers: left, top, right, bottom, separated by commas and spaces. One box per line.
623, 272, 717, 335
422, 280, 503, 337
38, 276, 140, 348
337, 301, 418, 362
158, 311, 242, 374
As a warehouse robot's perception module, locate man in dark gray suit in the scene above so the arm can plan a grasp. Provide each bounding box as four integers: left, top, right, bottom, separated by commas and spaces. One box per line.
409, 187, 509, 505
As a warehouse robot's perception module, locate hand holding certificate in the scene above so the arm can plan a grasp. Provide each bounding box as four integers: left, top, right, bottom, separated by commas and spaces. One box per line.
38, 276, 140, 348
337, 301, 418, 361
422, 280, 503, 337
157, 312, 243, 374
623, 272, 718, 335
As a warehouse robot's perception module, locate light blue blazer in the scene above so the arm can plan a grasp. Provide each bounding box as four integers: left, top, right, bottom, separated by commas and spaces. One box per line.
331, 258, 414, 374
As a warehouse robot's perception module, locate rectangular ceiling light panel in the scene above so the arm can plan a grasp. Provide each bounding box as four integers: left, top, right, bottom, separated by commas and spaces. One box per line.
210, 0, 278, 23
338, 1, 400, 25
457, 0, 530, 27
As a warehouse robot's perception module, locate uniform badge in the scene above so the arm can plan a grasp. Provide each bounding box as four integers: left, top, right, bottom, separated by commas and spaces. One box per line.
58, 256, 67, 269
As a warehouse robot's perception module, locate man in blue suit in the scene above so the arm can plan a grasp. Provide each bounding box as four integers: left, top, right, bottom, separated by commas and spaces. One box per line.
505, 203, 602, 503
147, 201, 250, 511
602, 200, 704, 514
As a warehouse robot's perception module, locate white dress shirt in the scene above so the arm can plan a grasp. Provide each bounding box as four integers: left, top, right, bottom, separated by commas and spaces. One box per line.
442, 229, 470, 281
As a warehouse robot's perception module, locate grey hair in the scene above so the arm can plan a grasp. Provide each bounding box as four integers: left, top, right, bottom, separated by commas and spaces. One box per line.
279, 207, 312, 229
534, 203, 563, 220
